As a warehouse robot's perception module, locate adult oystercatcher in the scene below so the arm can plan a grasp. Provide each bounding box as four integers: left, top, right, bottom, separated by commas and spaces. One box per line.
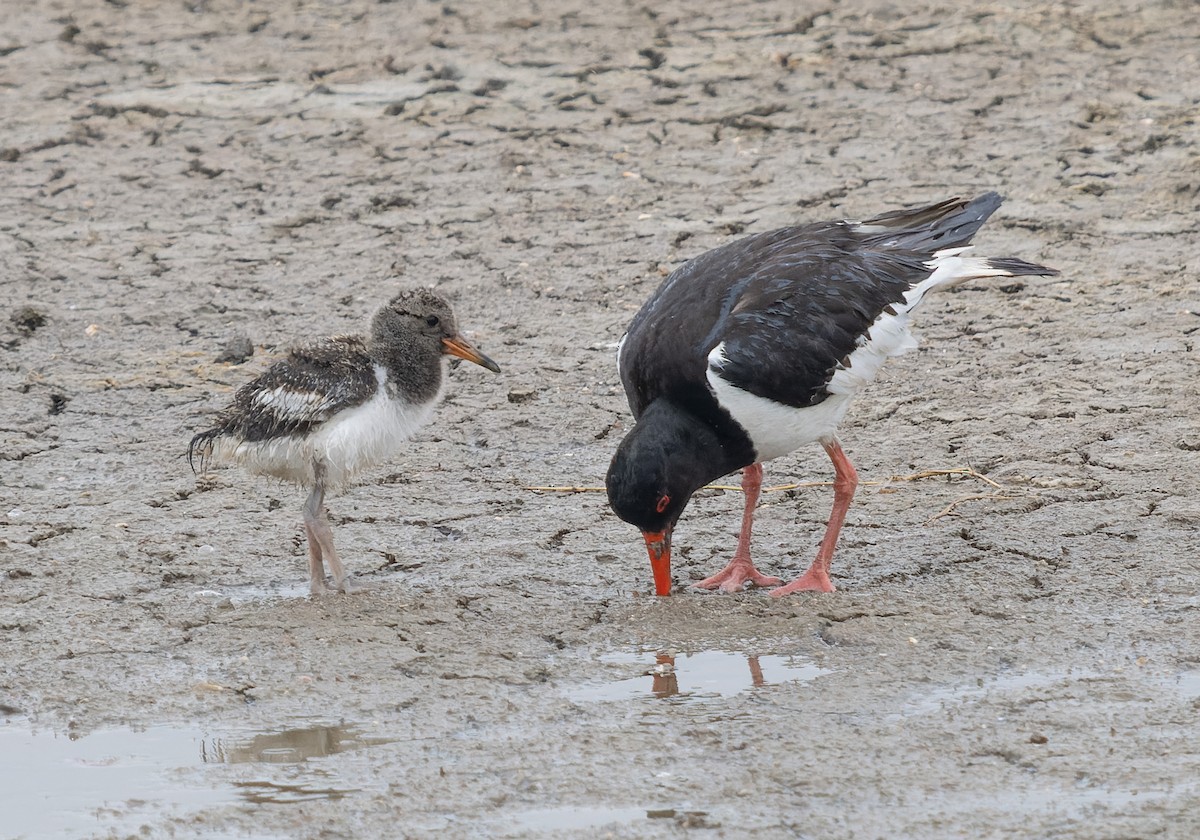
606, 193, 1057, 597
188, 288, 500, 594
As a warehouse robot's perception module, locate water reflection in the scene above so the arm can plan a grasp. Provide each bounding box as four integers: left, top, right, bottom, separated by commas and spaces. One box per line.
233, 778, 358, 804
648, 653, 782, 699
202, 723, 381, 764
649, 653, 678, 697
571, 650, 829, 703
0, 719, 393, 836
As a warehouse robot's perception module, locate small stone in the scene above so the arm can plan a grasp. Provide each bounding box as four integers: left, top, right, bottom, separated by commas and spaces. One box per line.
215, 336, 254, 364
11, 306, 47, 334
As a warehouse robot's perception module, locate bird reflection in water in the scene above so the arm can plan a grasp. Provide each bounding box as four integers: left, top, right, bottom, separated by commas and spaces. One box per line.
649, 654, 679, 698
200, 724, 373, 764
646, 653, 768, 699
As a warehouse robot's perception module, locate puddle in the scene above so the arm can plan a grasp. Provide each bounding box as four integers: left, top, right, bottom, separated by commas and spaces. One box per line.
205, 723, 392, 764
233, 778, 359, 805
500, 804, 708, 834
568, 650, 829, 703
192, 581, 314, 604
1163, 670, 1200, 700
893, 671, 1082, 719
192, 578, 392, 604
0, 720, 387, 839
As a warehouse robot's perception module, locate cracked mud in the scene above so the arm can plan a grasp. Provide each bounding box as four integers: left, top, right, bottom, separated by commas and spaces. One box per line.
2, 1, 1199, 837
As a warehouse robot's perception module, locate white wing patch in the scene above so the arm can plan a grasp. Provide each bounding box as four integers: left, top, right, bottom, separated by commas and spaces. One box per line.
214, 364, 445, 489
827, 246, 1005, 395
251, 386, 337, 423
825, 306, 917, 396
707, 343, 853, 462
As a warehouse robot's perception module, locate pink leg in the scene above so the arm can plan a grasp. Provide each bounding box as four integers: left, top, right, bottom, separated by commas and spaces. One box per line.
310, 511, 349, 593
695, 463, 785, 593
302, 462, 352, 595
771, 438, 858, 597
747, 655, 765, 687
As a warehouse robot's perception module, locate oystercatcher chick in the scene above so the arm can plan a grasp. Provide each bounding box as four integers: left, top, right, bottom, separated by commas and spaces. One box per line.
188, 288, 500, 595
606, 193, 1058, 597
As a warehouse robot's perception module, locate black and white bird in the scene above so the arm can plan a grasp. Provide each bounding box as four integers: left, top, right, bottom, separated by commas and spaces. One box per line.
606, 193, 1058, 597
188, 288, 500, 595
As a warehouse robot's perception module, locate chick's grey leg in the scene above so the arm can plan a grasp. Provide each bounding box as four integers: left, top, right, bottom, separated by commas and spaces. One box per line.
312, 505, 348, 593
302, 483, 331, 595
304, 459, 350, 594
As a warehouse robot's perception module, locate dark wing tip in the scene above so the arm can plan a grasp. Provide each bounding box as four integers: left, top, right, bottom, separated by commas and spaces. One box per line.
987, 256, 1061, 277
858, 192, 1007, 254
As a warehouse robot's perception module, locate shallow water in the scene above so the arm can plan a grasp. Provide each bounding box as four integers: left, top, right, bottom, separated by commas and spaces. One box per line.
507, 804, 649, 831
1, 720, 386, 839
568, 649, 831, 703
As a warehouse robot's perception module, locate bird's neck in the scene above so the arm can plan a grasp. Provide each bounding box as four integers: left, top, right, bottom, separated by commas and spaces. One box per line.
617, 399, 751, 498
370, 341, 445, 404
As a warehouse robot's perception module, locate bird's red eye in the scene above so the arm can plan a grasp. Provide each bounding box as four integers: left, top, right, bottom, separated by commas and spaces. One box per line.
656, 494, 671, 513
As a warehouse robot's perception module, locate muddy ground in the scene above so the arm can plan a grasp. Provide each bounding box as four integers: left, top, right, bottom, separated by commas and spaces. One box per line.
2, 0, 1199, 837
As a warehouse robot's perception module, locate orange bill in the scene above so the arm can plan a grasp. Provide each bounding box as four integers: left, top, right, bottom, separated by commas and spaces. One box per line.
643, 529, 673, 596
442, 335, 501, 373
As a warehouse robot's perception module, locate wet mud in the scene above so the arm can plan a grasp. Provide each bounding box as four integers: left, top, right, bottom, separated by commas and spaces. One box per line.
3, 1, 1199, 837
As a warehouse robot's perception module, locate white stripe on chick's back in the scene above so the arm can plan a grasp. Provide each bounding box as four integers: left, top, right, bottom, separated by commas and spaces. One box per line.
222, 364, 443, 489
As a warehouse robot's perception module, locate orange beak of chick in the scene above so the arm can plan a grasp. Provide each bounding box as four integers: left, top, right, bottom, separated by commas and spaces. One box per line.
442, 335, 501, 373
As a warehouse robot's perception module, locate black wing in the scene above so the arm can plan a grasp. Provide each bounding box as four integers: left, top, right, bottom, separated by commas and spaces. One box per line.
188, 336, 378, 471
620, 193, 1015, 413
714, 193, 1041, 407
710, 238, 927, 408
618, 226, 814, 416
619, 224, 922, 412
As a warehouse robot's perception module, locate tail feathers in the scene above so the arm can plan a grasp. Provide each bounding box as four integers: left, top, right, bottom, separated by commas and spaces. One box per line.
187, 429, 221, 474
858, 192, 1004, 254
905, 253, 1059, 309
928, 254, 1060, 284
984, 256, 1060, 278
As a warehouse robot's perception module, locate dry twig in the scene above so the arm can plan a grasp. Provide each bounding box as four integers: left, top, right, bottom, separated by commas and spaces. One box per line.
524, 467, 1005, 495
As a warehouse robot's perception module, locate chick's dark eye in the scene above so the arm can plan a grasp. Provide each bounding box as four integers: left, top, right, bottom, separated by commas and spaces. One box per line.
425, 315, 440, 327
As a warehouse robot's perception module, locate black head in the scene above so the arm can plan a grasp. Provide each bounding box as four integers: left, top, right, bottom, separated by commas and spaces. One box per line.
606, 400, 734, 595
371, 288, 500, 373
605, 429, 694, 535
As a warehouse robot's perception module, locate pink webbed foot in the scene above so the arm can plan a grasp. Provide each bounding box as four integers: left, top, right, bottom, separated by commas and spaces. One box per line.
769, 563, 836, 597
695, 559, 784, 593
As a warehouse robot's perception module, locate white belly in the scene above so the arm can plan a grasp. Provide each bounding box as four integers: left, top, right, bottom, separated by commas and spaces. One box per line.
214, 366, 442, 489
705, 303, 918, 462
707, 370, 855, 462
